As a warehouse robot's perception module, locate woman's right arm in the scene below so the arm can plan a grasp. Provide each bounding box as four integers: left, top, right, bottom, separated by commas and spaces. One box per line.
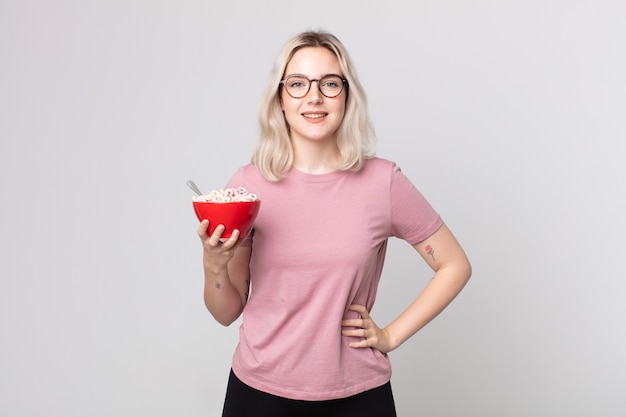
198, 220, 252, 326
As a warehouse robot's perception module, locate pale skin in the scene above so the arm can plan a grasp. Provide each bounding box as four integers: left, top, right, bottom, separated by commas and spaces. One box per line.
198, 46, 472, 349
199, 222, 251, 326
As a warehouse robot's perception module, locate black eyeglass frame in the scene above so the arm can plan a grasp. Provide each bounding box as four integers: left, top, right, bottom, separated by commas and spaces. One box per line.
279, 74, 348, 98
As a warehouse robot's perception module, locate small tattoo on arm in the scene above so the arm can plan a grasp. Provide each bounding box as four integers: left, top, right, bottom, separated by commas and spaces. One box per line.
425, 245, 436, 261
215, 282, 221, 289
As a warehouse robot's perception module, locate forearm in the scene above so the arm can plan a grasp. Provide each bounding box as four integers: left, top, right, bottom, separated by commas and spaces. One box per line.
384, 263, 471, 351
203, 261, 246, 326
196, 221, 251, 326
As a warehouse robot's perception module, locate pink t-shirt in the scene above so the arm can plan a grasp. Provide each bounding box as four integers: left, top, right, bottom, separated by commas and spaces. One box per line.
225, 157, 442, 401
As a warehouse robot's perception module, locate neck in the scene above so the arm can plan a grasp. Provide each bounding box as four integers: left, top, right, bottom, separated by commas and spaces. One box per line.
291, 138, 340, 174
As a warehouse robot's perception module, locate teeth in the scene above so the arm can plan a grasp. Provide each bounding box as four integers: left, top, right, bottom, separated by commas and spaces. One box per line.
303, 113, 325, 119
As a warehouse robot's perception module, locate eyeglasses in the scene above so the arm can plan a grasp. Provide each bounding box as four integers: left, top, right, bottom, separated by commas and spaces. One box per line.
279, 74, 347, 98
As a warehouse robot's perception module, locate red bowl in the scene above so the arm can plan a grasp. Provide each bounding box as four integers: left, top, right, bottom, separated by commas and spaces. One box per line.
193, 200, 261, 238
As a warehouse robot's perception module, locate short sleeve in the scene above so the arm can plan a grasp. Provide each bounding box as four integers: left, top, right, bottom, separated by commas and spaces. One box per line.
389, 164, 443, 244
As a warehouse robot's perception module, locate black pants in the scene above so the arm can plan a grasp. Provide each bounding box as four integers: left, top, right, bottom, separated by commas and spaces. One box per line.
222, 369, 397, 417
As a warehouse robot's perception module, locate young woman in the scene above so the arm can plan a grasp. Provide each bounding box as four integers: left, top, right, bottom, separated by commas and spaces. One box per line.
197, 30, 471, 417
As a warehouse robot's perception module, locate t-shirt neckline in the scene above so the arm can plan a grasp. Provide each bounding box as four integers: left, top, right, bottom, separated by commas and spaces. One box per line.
287, 166, 346, 183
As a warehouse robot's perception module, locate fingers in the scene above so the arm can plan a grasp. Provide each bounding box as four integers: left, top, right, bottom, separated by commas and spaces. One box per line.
197, 221, 243, 275
341, 326, 369, 339
206, 225, 227, 246
341, 304, 372, 344
222, 229, 242, 250
198, 221, 242, 254
341, 304, 392, 352
347, 304, 369, 317
197, 219, 210, 239
341, 304, 368, 328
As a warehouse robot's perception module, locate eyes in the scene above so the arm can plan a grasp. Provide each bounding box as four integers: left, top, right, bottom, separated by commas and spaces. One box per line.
322, 79, 341, 89
287, 79, 306, 89
280, 74, 347, 98
287, 78, 339, 89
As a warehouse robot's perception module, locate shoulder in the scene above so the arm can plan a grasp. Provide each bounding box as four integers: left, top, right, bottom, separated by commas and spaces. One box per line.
345, 157, 403, 193
227, 164, 263, 188
237, 163, 259, 175
362, 157, 426, 196
227, 164, 281, 201
360, 157, 402, 179
230, 163, 262, 181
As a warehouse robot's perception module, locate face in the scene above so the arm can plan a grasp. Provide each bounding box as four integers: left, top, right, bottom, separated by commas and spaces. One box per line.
280, 47, 346, 146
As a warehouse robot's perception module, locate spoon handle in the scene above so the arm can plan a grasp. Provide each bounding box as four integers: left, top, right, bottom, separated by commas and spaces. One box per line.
186, 180, 203, 196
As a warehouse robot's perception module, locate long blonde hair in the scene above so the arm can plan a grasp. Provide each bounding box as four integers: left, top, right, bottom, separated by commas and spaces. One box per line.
252, 30, 376, 181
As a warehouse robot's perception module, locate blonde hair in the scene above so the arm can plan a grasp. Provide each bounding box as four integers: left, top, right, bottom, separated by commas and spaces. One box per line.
252, 30, 376, 181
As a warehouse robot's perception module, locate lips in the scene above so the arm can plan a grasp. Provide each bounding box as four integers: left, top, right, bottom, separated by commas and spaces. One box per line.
302, 112, 328, 119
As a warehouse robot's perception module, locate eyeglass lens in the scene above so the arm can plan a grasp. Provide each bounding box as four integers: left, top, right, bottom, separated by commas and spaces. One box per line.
283, 75, 345, 98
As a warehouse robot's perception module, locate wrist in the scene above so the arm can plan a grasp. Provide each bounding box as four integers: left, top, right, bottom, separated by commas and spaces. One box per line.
203, 261, 229, 280
382, 325, 405, 353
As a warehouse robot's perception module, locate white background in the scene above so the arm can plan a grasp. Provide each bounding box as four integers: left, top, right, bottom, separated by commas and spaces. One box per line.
1, 1, 625, 416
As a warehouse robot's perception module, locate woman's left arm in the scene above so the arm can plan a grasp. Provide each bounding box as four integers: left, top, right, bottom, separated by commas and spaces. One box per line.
342, 223, 471, 353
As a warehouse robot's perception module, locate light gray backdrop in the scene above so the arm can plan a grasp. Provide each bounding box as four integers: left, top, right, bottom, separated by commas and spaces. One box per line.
1, 1, 625, 416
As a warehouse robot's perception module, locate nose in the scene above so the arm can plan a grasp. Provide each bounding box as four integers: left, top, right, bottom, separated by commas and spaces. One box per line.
306, 80, 323, 103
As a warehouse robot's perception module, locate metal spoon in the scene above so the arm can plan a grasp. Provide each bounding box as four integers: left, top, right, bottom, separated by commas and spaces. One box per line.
186, 180, 203, 196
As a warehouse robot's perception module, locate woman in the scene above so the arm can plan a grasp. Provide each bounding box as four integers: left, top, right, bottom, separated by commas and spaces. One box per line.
197, 30, 471, 417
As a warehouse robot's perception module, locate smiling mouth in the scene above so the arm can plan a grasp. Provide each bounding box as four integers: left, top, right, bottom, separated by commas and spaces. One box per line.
302, 113, 327, 119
